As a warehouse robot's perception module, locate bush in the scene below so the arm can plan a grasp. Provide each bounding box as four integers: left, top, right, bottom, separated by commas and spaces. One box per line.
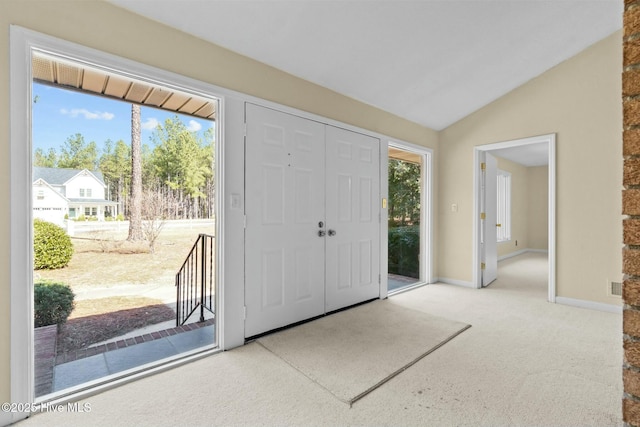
34, 281, 75, 327
388, 225, 420, 278
33, 219, 74, 270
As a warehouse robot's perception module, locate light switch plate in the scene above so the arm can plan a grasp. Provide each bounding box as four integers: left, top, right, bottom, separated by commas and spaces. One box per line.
231, 193, 242, 209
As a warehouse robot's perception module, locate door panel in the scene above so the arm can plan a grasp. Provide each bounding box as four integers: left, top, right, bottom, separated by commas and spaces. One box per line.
482, 152, 498, 286
245, 104, 326, 337
325, 126, 380, 312
261, 249, 284, 307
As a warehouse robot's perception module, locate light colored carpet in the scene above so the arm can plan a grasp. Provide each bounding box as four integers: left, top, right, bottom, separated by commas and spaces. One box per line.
15, 253, 623, 427
256, 299, 471, 405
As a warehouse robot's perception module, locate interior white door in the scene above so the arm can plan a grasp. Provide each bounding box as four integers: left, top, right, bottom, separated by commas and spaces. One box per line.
325, 126, 380, 311
244, 104, 326, 337
482, 152, 498, 286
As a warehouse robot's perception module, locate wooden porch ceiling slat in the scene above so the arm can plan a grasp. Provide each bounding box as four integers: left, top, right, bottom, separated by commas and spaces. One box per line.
32, 52, 216, 121
388, 147, 422, 164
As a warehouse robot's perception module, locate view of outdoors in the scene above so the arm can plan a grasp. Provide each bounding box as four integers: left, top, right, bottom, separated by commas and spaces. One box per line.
31, 70, 217, 397
387, 149, 422, 292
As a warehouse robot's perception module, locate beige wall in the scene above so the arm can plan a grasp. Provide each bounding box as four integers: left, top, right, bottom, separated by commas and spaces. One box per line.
0, 0, 439, 412
528, 166, 549, 251
496, 156, 529, 258
438, 31, 622, 305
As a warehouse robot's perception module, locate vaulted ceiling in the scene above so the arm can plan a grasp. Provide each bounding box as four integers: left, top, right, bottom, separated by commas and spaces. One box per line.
107, 0, 623, 131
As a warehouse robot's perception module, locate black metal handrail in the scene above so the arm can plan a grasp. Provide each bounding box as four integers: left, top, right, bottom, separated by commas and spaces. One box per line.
175, 233, 215, 326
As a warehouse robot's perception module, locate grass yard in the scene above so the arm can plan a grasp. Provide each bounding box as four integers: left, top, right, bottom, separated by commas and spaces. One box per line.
36, 223, 214, 289
35, 222, 215, 354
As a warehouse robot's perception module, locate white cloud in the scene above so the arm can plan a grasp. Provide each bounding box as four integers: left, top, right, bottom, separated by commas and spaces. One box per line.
187, 120, 202, 132
60, 108, 114, 120
141, 118, 160, 130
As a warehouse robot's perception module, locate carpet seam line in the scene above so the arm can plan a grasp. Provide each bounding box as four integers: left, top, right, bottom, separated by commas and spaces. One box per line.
348, 323, 472, 405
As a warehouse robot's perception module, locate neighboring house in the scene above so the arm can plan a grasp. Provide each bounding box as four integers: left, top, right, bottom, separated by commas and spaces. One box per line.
32, 166, 118, 225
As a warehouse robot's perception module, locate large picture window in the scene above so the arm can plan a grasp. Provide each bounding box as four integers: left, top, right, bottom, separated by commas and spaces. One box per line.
30, 50, 220, 398
9, 33, 222, 406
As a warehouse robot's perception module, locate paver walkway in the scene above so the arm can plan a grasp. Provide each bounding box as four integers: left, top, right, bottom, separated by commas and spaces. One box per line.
55, 319, 214, 364
53, 322, 215, 392
35, 320, 215, 396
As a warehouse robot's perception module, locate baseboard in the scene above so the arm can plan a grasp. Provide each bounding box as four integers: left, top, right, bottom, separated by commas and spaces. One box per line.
498, 248, 548, 262
435, 277, 476, 288
555, 296, 622, 314
498, 249, 529, 261
528, 248, 549, 254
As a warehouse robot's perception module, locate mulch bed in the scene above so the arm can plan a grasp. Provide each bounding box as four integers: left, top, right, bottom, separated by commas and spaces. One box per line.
56, 296, 176, 355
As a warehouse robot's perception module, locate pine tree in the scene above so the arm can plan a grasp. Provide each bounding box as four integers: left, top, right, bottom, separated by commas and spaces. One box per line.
127, 104, 144, 241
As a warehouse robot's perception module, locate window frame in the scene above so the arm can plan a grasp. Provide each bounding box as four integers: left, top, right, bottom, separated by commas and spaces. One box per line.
10, 26, 226, 416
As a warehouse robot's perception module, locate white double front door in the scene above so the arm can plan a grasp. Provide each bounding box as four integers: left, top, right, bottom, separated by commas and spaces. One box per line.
245, 104, 380, 337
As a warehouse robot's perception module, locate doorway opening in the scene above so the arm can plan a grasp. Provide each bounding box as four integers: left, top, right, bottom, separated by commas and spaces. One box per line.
28, 48, 221, 400
473, 134, 556, 301
387, 144, 432, 294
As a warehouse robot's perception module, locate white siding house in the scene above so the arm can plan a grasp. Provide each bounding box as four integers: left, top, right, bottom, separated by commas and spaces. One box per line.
32, 167, 118, 225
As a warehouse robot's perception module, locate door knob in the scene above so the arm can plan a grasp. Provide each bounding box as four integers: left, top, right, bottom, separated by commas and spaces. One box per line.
318, 221, 324, 228
318, 230, 326, 237
328, 229, 336, 236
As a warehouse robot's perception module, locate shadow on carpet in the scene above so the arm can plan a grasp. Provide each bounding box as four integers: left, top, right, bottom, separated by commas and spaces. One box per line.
256, 299, 471, 405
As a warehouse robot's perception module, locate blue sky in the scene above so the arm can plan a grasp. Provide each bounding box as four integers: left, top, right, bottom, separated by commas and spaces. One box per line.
32, 82, 215, 154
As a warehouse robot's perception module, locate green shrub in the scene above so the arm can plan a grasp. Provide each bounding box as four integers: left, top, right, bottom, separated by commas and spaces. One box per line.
33, 219, 74, 270
34, 281, 75, 327
75, 214, 85, 222
388, 225, 420, 278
